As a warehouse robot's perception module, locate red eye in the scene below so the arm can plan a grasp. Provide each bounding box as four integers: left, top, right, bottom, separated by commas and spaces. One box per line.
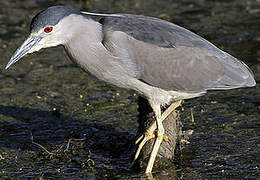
44, 26, 53, 33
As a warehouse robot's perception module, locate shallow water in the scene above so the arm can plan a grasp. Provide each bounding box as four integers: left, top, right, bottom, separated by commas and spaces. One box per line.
0, 0, 259, 179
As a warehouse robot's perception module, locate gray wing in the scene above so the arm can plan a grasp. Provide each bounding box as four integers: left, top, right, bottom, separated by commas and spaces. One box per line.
99, 14, 255, 92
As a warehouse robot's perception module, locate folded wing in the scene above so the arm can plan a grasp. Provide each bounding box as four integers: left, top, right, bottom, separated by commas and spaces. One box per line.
100, 14, 256, 92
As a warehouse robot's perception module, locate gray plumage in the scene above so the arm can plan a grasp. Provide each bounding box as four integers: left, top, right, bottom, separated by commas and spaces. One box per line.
6, 5, 256, 98
99, 14, 255, 92
6, 6, 256, 174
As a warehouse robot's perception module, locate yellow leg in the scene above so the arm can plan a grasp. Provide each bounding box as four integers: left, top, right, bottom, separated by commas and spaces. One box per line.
130, 100, 183, 171
145, 113, 164, 173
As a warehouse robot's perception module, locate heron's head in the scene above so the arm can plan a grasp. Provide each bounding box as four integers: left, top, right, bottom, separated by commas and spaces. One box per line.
6, 6, 82, 69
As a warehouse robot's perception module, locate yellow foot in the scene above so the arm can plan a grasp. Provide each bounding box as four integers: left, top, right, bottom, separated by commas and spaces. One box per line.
130, 133, 169, 168
129, 128, 156, 168
130, 100, 183, 170
145, 117, 165, 173
163, 134, 168, 142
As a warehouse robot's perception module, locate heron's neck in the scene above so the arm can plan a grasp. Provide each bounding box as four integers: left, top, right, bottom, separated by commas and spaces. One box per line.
62, 14, 103, 44
63, 15, 114, 80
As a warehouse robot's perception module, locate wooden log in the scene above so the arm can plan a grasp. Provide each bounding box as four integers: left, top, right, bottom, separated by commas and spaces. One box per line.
132, 96, 183, 171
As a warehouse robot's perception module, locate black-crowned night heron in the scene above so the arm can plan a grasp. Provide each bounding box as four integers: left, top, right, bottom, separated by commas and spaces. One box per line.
6, 6, 256, 174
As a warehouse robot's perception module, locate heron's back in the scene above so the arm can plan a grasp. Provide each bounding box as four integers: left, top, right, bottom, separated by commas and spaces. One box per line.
100, 14, 256, 92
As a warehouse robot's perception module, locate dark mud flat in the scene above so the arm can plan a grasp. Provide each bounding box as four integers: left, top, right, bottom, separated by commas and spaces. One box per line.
0, 0, 259, 179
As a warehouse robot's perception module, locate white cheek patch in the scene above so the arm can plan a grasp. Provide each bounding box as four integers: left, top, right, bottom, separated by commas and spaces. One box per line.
28, 35, 62, 54
28, 45, 42, 53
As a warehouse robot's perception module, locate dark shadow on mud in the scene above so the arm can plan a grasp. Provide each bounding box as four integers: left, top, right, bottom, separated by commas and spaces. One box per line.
0, 105, 134, 159
0, 105, 182, 179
